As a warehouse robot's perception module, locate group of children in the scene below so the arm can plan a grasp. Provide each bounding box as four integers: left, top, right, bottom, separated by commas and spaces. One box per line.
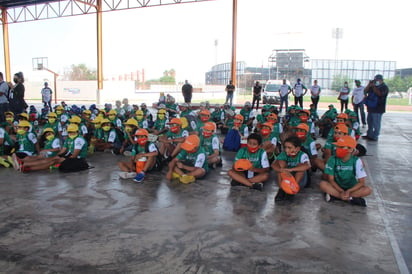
0, 97, 372, 207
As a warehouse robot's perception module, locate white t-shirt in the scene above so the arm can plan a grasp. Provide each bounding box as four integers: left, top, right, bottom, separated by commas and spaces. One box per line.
310, 85, 321, 98
279, 84, 291, 97
340, 87, 350, 100
293, 83, 305, 97
352, 86, 365, 104
41, 87, 52, 102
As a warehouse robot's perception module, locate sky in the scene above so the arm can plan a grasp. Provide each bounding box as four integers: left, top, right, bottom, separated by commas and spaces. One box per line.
0, 0, 411, 84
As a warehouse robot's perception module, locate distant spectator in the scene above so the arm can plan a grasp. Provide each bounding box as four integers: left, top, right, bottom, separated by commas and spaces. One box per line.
41, 82, 53, 110
338, 81, 350, 113
252, 81, 262, 111
182, 80, 193, 103
225, 80, 235, 106
310, 80, 321, 110
351, 80, 366, 128
292, 78, 307, 108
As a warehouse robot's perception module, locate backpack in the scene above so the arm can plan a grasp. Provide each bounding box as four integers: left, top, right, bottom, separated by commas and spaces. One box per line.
59, 158, 89, 173
363, 91, 378, 108
223, 129, 241, 152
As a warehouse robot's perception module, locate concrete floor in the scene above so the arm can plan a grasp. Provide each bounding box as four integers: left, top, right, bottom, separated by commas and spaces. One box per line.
0, 112, 411, 273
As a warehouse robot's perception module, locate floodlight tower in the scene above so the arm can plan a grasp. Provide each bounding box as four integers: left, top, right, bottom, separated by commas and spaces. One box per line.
332, 28, 343, 77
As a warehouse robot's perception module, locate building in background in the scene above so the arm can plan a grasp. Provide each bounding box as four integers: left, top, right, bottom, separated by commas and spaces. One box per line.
395, 68, 412, 79
206, 49, 397, 91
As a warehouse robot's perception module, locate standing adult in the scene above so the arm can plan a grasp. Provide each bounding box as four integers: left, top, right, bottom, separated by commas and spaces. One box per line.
41, 82, 53, 110
278, 79, 292, 113
351, 80, 366, 128
251, 81, 262, 111
292, 78, 307, 108
8, 72, 27, 116
362, 74, 388, 141
182, 80, 193, 103
338, 81, 350, 113
0, 72, 10, 123
225, 80, 235, 106
310, 79, 321, 110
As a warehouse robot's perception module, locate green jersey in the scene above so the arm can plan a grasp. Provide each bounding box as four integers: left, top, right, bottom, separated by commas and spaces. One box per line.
199, 134, 220, 156
153, 118, 167, 131
43, 122, 59, 135
16, 132, 37, 155
64, 136, 88, 158
276, 150, 309, 168
0, 127, 14, 155
325, 156, 366, 189
132, 142, 157, 156
43, 137, 61, 157
177, 146, 208, 172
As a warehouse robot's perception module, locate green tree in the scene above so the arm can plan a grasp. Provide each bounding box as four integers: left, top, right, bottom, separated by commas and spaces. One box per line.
147, 68, 176, 84
65, 64, 97, 80
331, 74, 352, 91
386, 76, 412, 94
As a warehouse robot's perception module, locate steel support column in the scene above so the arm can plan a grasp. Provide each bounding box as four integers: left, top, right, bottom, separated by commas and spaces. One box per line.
1, 8, 11, 82
230, 0, 237, 86
96, 0, 103, 104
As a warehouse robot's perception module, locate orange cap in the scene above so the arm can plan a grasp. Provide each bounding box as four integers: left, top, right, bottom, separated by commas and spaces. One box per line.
234, 159, 253, 171
280, 173, 300, 194
300, 109, 310, 116
167, 118, 182, 125
334, 124, 348, 134
296, 123, 309, 132
234, 114, 244, 121
134, 128, 149, 137
202, 122, 216, 131
181, 135, 200, 151
199, 109, 211, 116
261, 122, 273, 130
337, 113, 348, 119
333, 135, 357, 148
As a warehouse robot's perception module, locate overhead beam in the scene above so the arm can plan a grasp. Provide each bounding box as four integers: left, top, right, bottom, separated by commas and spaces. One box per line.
0, 0, 214, 24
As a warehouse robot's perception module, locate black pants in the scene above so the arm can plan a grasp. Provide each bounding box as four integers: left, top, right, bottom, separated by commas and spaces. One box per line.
340, 99, 348, 113
252, 95, 260, 110
294, 96, 303, 108
311, 96, 319, 110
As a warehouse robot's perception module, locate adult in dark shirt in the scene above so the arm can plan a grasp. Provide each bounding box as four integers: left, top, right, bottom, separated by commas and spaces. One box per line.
225, 80, 235, 106
9, 72, 27, 116
362, 74, 388, 141
181, 80, 193, 103
252, 81, 262, 111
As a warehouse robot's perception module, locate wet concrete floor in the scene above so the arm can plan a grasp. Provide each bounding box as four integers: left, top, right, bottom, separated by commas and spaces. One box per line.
0, 112, 411, 273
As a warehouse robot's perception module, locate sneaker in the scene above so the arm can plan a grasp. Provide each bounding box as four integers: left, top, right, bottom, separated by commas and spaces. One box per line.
119, 171, 137, 179
0, 158, 10, 168
230, 180, 242, 186
251, 182, 263, 191
133, 172, 145, 183
350, 197, 367, 207
274, 188, 287, 202
172, 172, 181, 180
123, 151, 132, 157
179, 174, 196, 184
11, 154, 21, 171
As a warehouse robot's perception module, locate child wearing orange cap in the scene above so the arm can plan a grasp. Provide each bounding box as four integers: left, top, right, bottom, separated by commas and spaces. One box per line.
294, 123, 324, 174
158, 118, 189, 160
166, 134, 208, 184
323, 123, 349, 163
259, 122, 278, 162
199, 122, 222, 167
320, 136, 371, 207
228, 133, 270, 191
195, 109, 212, 134
272, 136, 311, 201
118, 128, 159, 182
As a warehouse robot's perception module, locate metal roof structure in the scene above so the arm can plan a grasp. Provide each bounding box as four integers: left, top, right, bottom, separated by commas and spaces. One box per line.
0, 0, 214, 24
0, 0, 238, 103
